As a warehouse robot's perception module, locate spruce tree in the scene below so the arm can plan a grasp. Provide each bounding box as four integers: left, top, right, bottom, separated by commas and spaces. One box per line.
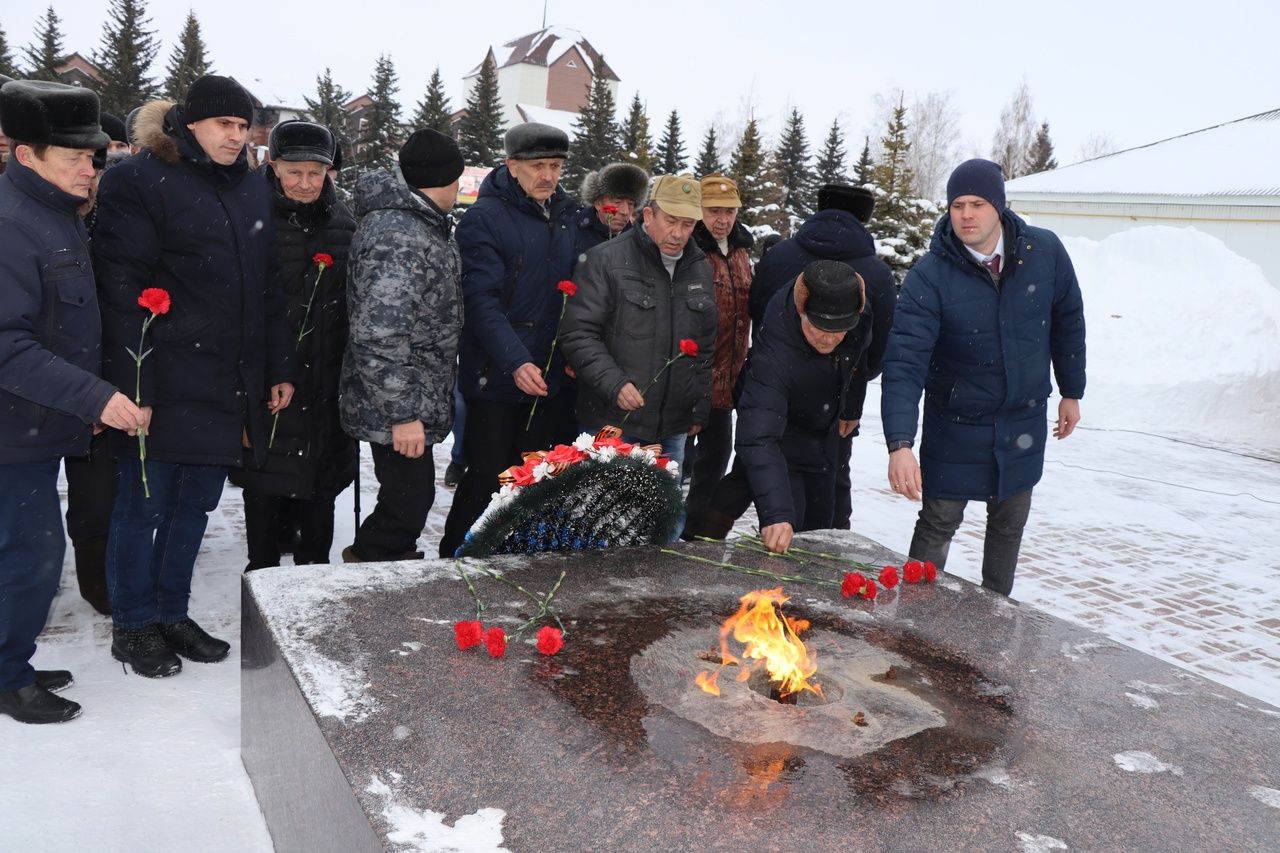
566, 58, 620, 186
22, 7, 66, 83
853, 136, 875, 186
458, 54, 505, 168
869, 99, 936, 281
305, 67, 354, 189
95, 0, 161, 116
618, 92, 653, 172
1027, 120, 1058, 174
411, 67, 453, 135
355, 54, 403, 175
694, 127, 722, 177
653, 109, 686, 174
0, 25, 19, 79
162, 10, 211, 102
770, 107, 816, 224
814, 119, 848, 186
727, 118, 767, 228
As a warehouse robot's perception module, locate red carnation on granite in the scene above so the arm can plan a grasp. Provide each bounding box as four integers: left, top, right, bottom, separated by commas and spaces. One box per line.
536, 625, 564, 656
902, 560, 924, 584
453, 620, 483, 650
879, 565, 900, 589
841, 572, 865, 599
861, 579, 879, 600
485, 626, 507, 658
923, 560, 938, 583
679, 338, 699, 357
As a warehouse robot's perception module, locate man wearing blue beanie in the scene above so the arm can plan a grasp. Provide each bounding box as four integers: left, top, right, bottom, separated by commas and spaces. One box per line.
879, 158, 1086, 596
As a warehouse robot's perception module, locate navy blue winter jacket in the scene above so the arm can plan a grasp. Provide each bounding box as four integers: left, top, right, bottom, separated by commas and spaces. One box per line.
92, 100, 284, 467
455, 166, 579, 404
735, 284, 872, 527
0, 158, 117, 464
880, 209, 1086, 502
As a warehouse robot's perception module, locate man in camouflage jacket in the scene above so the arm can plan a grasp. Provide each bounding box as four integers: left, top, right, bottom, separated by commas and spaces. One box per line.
339, 129, 465, 561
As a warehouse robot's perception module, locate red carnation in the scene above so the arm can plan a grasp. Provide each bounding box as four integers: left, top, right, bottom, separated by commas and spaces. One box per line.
485, 626, 507, 658
453, 620, 483, 651
902, 560, 924, 584
601, 204, 618, 215
312, 252, 334, 269
678, 338, 699, 358
923, 560, 938, 582
861, 579, 879, 600
557, 279, 577, 297
879, 565, 900, 589
137, 287, 171, 315
841, 572, 865, 599
536, 625, 564, 656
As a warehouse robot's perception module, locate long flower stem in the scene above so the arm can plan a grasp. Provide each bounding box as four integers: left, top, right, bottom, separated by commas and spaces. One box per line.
659, 548, 839, 587
270, 264, 327, 449
135, 314, 154, 499
470, 564, 569, 641
526, 294, 569, 431
454, 561, 485, 621
620, 353, 687, 426
740, 535, 882, 572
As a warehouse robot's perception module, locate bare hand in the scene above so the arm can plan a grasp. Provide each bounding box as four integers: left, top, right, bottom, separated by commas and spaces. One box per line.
268, 382, 295, 413
687, 424, 701, 436
616, 382, 644, 411
887, 447, 922, 501
391, 420, 426, 459
1054, 398, 1081, 440
761, 522, 794, 554
563, 363, 577, 379
839, 418, 860, 438
513, 362, 548, 397
99, 391, 146, 434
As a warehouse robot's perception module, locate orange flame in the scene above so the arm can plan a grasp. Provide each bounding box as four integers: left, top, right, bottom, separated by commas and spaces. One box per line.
697, 588, 821, 700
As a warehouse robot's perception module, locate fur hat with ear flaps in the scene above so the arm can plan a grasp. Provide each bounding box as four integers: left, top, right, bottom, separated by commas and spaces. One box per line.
579, 162, 649, 205
0, 80, 109, 149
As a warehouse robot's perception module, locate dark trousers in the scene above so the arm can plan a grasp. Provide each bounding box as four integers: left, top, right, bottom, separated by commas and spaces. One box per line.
449, 385, 467, 466
684, 408, 733, 519
350, 442, 435, 560
0, 459, 64, 692
243, 491, 337, 569
439, 396, 552, 558
685, 455, 837, 539
909, 489, 1034, 596
63, 430, 118, 611
832, 432, 854, 529
106, 458, 227, 629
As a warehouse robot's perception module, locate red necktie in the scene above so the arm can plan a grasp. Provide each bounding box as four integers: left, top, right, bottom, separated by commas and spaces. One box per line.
982, 254, 1002, 276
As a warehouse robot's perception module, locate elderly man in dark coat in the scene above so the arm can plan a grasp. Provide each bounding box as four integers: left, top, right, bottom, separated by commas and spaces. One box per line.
230, 120, 357, 570
881, 159, 1086, 596
0, 80, 145, 723
93, 75, 293, 677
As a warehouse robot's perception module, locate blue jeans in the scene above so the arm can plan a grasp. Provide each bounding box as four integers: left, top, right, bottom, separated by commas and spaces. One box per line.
620, 430, 688, 543
0, 459, 65, 692
106, 458, 227, 628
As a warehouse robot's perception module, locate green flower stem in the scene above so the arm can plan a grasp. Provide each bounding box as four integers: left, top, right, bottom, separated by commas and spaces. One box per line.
470, 564, 568, 641
135, 313, 156, 499
270, 262, 327, 449
659, 549, 839, 588
620, 352, 689, 426
526, 293, 569, 430
454, 560, 485, 621
741, 535, 882, 572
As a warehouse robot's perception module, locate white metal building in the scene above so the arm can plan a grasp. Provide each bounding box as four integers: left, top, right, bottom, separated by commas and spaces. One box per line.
1006, 109, 1280, 289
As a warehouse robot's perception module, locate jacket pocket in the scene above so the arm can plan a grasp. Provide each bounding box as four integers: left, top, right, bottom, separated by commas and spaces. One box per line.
621, 289, 656, 338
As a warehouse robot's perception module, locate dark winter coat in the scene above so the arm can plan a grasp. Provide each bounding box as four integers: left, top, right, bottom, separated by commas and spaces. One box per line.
880, 209, 1086, 502
455, 166, 579, 404
561, 223, 717, 442
339, 165, 462, 446
735, 283, 872, 527
691, 220, 755, 410
0, 157, 117, 464
229, 170, 357, 499
749, 209, 897, 420
93, 100, 285, 467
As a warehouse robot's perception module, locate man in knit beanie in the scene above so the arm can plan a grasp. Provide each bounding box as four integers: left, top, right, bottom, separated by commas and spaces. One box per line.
880, 158, 1086, 597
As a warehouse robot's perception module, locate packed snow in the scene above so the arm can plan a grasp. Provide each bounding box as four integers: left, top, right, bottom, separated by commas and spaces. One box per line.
3, 225, 1278, 851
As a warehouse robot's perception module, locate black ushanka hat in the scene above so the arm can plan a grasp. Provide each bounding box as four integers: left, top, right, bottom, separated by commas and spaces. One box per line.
504, 122, 569, 160
0, 80, 109, 149
269, 119, 335, 166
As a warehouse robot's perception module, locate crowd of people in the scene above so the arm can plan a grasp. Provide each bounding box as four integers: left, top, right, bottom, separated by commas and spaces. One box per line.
0, 73, 1086, 725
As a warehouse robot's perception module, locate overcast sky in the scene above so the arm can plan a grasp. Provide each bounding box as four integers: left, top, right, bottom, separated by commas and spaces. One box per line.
7, 0, 1278, 171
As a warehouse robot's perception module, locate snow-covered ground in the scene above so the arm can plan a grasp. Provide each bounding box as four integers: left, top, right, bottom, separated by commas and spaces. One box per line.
3, 226, 1279, 851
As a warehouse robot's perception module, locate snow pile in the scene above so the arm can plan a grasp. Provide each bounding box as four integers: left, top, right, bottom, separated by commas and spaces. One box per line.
367, 776, 510, 852
1063, 226, 1280, 445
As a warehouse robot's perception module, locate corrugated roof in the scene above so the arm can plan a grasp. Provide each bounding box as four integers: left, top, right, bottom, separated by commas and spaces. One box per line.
467, 27, 618, 81
1007, 109, 1280, 198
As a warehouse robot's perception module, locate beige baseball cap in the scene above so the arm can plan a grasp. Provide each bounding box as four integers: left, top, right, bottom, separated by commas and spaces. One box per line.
699, 173, 741, 208
649, 173, 703, 220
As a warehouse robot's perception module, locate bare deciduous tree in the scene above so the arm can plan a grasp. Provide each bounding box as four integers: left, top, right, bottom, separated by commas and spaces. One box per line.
991, 81, 1036, 178
1077, 131, 1119, 163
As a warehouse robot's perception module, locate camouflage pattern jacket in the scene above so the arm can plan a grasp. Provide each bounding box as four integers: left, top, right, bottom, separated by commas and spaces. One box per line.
339, 166, 462, 446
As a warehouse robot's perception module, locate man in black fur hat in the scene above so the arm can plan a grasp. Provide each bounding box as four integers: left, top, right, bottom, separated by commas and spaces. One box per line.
0, 80, 146, 723
575, 161, 649, 250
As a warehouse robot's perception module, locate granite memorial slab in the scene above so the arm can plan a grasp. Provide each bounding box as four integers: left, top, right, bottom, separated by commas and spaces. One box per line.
242, 531, 1280, 852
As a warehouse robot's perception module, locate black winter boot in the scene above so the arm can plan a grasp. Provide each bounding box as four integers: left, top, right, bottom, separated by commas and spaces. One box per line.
34, 669, 73, 692
156, 618, 230, 663
0, 682, 82, 724
112, 625, 182, 678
